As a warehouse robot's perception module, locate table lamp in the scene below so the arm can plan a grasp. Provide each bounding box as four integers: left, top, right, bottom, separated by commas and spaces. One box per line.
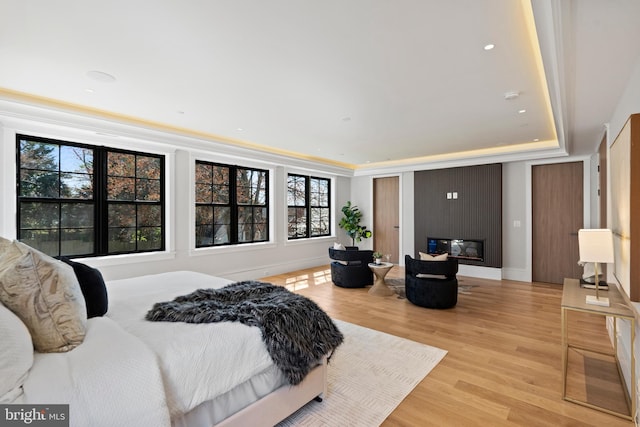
578, 229, 614, 307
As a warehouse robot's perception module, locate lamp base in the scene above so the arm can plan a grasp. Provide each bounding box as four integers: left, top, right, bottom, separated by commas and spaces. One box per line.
586, 295, 610, 307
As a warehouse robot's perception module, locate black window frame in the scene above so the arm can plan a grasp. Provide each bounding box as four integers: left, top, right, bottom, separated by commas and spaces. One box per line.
16, 134, 165, 258
287, 173, 331, 240
195, 160, 269, 248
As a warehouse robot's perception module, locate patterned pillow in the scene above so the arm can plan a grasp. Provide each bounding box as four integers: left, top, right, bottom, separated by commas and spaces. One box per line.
0, 238, 87, 353
0, 302, 33, 403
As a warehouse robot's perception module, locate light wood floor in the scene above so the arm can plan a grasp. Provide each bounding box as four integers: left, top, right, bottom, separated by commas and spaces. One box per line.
261, 265, 634, 426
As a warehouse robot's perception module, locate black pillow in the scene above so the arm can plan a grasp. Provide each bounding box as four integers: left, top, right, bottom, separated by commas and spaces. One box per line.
57, 257, 108, 318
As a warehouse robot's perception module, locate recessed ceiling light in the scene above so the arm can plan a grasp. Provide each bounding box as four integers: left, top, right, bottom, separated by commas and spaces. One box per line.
533, 138, 539, 142
87, 70, 116, 83
518, 109, 526, 114
236, 127, 243, 131
177, 110, 185, 115
504, 91, 520, 100
484, 44, 495, 51
341, 117, 351, 122
85, 88, 94, 93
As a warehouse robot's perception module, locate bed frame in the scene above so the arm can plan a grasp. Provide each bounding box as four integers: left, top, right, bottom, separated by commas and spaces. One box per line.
215, 358, 328, 427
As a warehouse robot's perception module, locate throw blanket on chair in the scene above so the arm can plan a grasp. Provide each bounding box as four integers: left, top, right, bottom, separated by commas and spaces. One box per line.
145, 281, 344, 385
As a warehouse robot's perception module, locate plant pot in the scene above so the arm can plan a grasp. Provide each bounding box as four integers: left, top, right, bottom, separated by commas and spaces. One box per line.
375, 258, 382, 264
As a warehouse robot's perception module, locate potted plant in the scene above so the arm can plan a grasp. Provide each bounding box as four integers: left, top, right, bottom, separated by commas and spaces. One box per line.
372, 251, 383, 264
338, 201, 372, 247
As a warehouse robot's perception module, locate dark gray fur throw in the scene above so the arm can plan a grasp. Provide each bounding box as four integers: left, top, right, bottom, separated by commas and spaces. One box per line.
145, 281, 344, 385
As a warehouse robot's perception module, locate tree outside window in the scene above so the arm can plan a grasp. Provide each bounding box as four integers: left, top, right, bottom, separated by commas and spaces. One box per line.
17, 135, 165, 257
287, 174, 330, 239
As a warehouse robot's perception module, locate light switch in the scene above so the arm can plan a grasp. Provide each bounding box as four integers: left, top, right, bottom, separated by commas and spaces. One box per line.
513, 220, 521, 228
452, 192, 458, 199
447, 192, 452, 199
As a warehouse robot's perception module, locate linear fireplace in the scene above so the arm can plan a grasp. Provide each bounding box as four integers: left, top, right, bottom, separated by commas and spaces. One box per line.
426, 237, 484, 262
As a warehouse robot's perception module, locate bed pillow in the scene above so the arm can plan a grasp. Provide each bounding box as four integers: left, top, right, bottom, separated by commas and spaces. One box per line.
58, 257, 108, 318
419, 252, 448, 261
0, 238, 87, 353
0, 302, 33, 403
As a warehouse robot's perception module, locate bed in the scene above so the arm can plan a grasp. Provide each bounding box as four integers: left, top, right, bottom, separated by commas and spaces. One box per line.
2, 265, 338, 427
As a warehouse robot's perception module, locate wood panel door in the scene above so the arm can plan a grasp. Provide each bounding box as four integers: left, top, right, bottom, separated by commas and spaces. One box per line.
532, 162, 583, 284
373, 177, 399, 263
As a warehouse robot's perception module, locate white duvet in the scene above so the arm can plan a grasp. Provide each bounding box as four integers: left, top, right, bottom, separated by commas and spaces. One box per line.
21, 316, 171, 427
105, 270, 276, 417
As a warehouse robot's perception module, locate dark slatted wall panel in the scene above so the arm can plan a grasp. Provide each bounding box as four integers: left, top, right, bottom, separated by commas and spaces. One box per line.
414, 163, 502, 268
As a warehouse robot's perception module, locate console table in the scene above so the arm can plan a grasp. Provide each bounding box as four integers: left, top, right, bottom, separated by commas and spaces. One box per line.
561, 278, 636, 419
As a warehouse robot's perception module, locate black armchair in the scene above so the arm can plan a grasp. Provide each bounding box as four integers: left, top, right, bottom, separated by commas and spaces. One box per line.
328, 247, 374, 288
404, 255, 459, 309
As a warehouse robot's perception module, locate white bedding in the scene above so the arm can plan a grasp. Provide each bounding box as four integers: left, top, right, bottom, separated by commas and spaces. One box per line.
105, 271, 279, 418
21, 316, 171, 427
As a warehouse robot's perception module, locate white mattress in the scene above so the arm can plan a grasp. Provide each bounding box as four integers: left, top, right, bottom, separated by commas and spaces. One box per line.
106, 271, 284, 421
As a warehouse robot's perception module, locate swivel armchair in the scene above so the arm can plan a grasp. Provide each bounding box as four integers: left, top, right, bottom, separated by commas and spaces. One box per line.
328, 247, 374, 288
405, 255, 458, 309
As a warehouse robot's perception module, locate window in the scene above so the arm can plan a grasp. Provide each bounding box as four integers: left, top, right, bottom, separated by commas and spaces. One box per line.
287, 174, 330, 239
195, 161, 268, 247
17, 134, 165, 257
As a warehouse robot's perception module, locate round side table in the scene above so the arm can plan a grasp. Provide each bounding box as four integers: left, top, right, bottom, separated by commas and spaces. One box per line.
368, 262, 394, 296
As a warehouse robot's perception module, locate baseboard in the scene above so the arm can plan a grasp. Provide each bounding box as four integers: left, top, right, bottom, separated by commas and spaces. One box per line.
457, 265, 502, 281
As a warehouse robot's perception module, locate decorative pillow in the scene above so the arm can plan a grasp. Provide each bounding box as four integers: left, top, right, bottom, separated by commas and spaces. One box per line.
416, 273, 448, 280
0, 238, 87, 353
419, 251, 448, 261
0, 302, 33, 403
58, 257, 108, 318
333, 242, 345, 250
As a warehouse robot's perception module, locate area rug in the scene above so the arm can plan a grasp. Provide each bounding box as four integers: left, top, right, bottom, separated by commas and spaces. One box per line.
386, 278, 475, 299
276, 319, 447, 427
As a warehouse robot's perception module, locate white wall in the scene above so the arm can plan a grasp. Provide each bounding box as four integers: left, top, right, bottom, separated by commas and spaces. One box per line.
0, 103, 353, 282
603, 53, 640, 416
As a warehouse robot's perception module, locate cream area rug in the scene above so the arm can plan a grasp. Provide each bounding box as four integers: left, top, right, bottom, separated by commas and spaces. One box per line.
277, 319, 447, 426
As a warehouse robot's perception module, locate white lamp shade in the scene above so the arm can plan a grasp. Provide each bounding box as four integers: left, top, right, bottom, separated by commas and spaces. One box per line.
578, 229, 614, 264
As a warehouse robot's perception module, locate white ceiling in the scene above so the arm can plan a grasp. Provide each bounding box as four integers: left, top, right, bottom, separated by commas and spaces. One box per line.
1, 0, 639, 170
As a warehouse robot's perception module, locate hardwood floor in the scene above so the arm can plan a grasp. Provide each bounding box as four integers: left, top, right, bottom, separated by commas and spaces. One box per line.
261, 265, 634, 426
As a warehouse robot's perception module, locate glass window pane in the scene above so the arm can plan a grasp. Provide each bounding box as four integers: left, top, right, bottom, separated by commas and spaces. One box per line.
138, 205, 161, 227
20, 202, 59, 229
136, 227, 162, 250
61, 173, 93, 199
311, 207, 330, 236
20, 170, 60, 198
212, 166, 229, 185
108, 177, 135, 200
20, 140, 59, 171
136, 179, 160, 201
108, 152, 135, 177
196, 225, 214, 246
60, 146, 93, 174
137, 156, 161, 179
108, 227, 137, 253
212, 184, 229, 204
108, 204, 136, 227
19, 229, 59, 256
213, 224, 229, 244
287, 207, 306, 238
287, 175, 306, 206
195, 206, 213, 225
195, 163, 212, 183
61, 229, 94, 256
61, 203, 93, 228
195, 183, 212, 203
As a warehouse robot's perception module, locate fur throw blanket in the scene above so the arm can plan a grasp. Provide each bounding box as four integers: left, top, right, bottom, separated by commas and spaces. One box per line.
145, 281, 344, 385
